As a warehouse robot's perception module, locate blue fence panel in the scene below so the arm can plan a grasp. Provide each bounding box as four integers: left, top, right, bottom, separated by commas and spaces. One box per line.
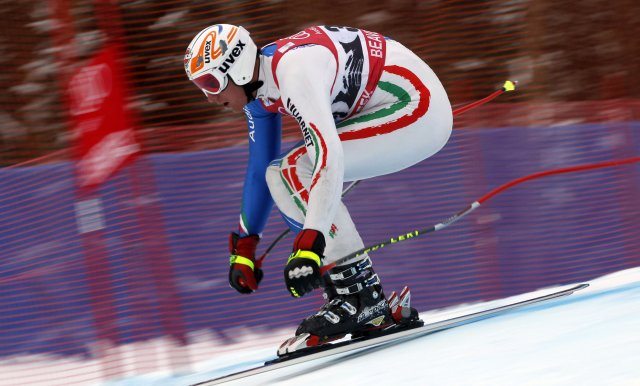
1, 122, 638, 359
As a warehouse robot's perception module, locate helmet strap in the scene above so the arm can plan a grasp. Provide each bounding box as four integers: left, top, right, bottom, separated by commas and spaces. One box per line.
242, 80, 264, 103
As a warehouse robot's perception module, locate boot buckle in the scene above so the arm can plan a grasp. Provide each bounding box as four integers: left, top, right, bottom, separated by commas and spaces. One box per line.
321, 310, 340, 324
340, 301, 357, 315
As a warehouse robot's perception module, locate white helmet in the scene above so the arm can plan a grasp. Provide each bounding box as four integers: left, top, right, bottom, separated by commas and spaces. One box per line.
184, 24, 257, 95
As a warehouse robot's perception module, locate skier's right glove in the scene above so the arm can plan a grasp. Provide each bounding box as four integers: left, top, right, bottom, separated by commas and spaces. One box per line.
228, 233, 263, 294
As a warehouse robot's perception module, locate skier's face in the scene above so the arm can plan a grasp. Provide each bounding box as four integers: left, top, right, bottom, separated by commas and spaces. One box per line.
206, 79, 246, 112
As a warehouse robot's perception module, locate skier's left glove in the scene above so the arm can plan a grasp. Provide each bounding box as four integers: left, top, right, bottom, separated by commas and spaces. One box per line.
284, 229, 325, 298
228, 233, 263, 294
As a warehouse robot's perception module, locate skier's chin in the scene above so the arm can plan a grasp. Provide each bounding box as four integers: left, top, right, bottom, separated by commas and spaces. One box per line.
223, 101, 243, 113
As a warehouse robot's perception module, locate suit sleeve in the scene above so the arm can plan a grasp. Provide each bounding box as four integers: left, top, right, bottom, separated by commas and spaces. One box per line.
275, 46, 344, 236
238, 99, 282, 236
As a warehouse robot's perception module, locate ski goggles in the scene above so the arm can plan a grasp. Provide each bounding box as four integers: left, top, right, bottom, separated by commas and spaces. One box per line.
191, 71, 228, 96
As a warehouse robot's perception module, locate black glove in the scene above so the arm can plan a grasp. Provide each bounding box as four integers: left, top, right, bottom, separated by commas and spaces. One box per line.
228, 233, 263, 294
284, 229, 325, 298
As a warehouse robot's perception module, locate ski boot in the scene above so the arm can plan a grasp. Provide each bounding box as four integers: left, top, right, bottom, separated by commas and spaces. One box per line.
277, 257, 422, 356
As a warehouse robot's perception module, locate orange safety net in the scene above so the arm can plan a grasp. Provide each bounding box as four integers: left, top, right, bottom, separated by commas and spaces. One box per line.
1, 0, 639, 165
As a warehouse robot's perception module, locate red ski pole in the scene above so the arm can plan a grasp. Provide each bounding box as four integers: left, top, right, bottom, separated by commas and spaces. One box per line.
452, 80, 516, 116
321, 155, 640, 274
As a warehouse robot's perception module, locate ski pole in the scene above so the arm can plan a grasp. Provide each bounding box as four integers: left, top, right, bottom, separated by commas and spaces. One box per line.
257, 80, 517, 266
452, 80, 516, 116
255, 180, 361, 267
320, 155, 640, 274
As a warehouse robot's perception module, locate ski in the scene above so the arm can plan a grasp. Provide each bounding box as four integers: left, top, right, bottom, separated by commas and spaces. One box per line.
193, 283, 588, 385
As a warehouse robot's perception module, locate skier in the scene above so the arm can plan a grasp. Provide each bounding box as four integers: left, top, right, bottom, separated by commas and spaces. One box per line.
184, 24, 452, 354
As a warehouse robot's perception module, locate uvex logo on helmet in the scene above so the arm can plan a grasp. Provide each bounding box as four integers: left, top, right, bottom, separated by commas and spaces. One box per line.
219, 41, 246, 74
189, 26, 239, 75
204, 40, 212, 63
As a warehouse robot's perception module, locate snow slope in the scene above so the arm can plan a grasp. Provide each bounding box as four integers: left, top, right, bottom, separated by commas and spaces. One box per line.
110, 267, 640, 386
